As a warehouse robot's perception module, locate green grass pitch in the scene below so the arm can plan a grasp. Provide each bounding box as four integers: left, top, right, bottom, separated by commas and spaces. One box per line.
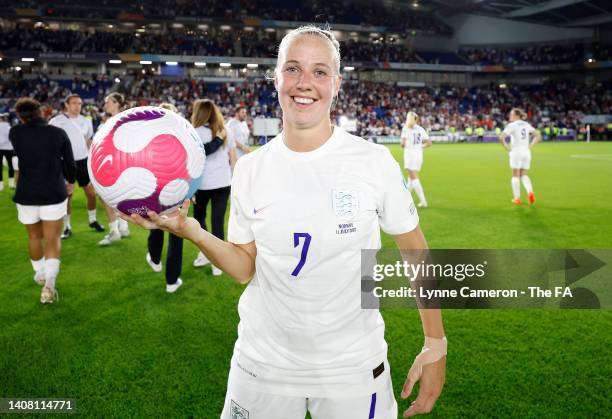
1, 142, 611, 417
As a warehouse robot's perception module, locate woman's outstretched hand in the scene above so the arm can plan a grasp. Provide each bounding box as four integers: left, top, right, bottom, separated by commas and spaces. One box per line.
118, 199, 202, 242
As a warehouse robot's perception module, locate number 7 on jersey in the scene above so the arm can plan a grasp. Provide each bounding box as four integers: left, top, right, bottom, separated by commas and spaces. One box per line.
291, 233, 312, 277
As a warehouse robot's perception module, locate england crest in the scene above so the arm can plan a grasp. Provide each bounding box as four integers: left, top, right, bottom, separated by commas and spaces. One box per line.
332, 189, 359, 220
230, 400, 249, 419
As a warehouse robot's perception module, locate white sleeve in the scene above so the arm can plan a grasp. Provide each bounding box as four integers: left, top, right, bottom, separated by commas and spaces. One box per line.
502, 124, 512, 136
228, 159, 255, 244
197, 127, 212, 144
421, 126, 429, 140
377, 149, 419, 235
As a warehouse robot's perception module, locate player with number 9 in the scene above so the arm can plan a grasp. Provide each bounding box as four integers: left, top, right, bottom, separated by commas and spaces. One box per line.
499, 108, 541, 205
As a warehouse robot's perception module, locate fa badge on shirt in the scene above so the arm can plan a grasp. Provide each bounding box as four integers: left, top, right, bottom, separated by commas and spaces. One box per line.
332, 189, 359, 220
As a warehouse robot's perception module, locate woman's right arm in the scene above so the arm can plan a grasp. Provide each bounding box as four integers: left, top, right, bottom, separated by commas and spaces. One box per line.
121, 200, 256, 284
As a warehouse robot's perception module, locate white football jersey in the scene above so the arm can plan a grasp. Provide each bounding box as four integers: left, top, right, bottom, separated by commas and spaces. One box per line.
503, 120, 535, 150
227, 127, 419, 398
227, 118, 250, 159
49, 114, 93, 160
196, 125, 234, 190
401, 124, 428, 149
0, 121, 12, 150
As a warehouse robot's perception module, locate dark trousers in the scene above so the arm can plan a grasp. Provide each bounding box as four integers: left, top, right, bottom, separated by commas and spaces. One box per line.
0, 150, 15, 180
147, 230, 183, 285
193, 187, 230, 240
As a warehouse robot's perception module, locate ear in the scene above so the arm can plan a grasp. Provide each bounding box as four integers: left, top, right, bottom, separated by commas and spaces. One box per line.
334, 74, 343, 98
271, 68, 279, 91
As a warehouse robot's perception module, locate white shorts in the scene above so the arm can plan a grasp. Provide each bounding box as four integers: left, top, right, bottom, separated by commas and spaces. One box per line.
220, 366, 397, 419
16, 200, 67, 225
509, 148, 531, 170
404, 150, 423, 171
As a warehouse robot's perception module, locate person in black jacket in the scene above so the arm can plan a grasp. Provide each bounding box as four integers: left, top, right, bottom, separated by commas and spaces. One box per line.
10, 98, 76, 304
145, 103, 225, 293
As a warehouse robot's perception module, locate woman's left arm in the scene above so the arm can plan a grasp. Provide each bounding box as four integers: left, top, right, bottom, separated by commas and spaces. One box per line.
393, 227, 446, 417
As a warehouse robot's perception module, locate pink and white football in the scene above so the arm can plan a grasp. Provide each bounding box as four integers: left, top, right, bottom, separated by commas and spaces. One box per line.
88, 106, 205, 217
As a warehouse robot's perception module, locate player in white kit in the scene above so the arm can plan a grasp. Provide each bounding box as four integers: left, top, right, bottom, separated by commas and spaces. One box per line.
122, 25, 447, 418
227, 106, 251, 158
499, 108, 541, 205
401, 112, 432, 208
49, 94, 104, 238
97, 93, 130, 246
0, 112, 15, 191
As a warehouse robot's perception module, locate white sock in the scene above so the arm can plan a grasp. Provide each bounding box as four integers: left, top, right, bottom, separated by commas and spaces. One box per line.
413, 179, 427, 204
118, 218, 129, 232
64, 214, 71, 229
44, 258, 60, 289
511, 177, 521, 199
406, 179, 413, 191
88, 209, 97, 223
521, 175, 533, 194
31, 258, 45, 276
109, 220, 119, 233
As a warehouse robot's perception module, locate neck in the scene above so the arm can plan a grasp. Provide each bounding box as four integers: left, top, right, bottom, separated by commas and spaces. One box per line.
282, 120, 333, 152
67, 112, 78, 118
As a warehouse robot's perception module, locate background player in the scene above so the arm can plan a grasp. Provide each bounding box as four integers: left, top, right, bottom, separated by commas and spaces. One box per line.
226, 105, 251, 158
499, 108, 541, 205
97, 93, 131, 246
10, 98, 76, 304
401, 111, 432, 208
191, 99, 235, 275
0, 112, 15, 191
122, 25, 446, 418
49, 94, 103, 238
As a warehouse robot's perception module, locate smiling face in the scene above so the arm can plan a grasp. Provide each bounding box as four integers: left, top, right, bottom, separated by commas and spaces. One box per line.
275, 34, 342, 132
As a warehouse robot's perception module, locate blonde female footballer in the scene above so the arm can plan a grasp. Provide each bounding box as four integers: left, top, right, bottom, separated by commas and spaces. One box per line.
401, 112, 432, 208
123, 26, 446, 419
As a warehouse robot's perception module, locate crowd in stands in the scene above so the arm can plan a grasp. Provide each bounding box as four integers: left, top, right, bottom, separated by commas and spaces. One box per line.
0, 25, 422, 63
1, 72, 609, 138
3, 24, 611, 66
462, 43, 611, 66
337, 81, 610, 136
0, 0, 452, 35
0, 26, 237, 57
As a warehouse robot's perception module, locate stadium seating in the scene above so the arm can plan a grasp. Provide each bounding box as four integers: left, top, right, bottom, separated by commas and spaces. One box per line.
1, 73, 609, 138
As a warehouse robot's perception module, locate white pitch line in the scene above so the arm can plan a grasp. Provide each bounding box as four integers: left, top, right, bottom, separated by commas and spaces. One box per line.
570, 154, 612, 161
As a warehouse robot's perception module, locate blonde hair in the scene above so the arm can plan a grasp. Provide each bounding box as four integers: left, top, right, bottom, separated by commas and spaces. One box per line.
405, 111, 419, 128
191, 99, 227, 144
511, 108, 526, 120
159, 102, 178, 113
276, 25, 341, 75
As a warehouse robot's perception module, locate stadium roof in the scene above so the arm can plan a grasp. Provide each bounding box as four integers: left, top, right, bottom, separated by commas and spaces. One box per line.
422, 0, 612, 28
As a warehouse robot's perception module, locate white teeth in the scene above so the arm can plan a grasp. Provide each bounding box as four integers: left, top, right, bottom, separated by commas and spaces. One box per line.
294, 97, 314, 104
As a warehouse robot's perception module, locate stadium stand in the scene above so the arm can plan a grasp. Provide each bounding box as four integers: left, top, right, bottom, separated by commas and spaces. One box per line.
1, 72, 609, 138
